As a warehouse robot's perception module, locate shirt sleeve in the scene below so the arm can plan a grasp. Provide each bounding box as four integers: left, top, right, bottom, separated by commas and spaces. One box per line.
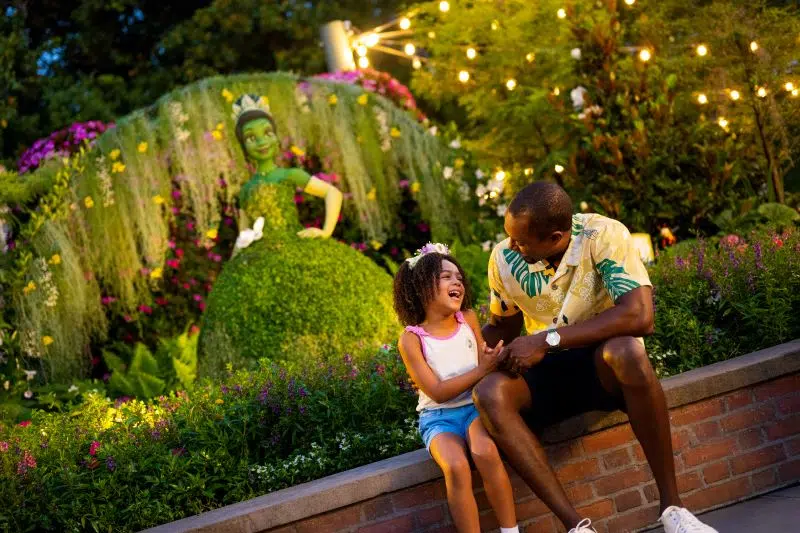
589, 220, 652, 303
488, 244, 520, 317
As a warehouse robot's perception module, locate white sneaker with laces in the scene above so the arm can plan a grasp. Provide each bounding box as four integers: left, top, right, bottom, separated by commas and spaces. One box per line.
568, 518, 597, 533
660, 506, 719, 533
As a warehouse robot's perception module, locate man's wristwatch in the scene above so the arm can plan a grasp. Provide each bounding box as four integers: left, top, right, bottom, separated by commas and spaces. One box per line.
545, 326, 561, 351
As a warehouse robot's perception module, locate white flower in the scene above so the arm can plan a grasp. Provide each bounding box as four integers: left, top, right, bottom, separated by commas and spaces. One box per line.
571, 48, 582, 60
580, 201, 589, 212
234, 217, 265, 250
428, 126, 438, 136
475, 169, 485, 180
458, 182, 471, 201
482, 240, 493, 252
443, 166, 454, 180
571, 86, 588, 110
177, 129, 191, 142
475, 184, 487, 197
24, 390, 33, 399
449, 138, 462, 149
68, 384, 79, 393
24, 370, 37, 381
3, 380, 9, 391
496, 204, 508, 216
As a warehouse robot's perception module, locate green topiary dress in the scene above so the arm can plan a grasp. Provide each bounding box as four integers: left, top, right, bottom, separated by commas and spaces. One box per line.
197, 171, 399, 378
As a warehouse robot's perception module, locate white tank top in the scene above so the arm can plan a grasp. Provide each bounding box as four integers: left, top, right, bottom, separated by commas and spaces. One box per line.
405, 311, 479, 412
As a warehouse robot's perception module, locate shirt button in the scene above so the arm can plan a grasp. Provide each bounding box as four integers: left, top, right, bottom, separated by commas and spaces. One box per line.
553, 317, 558, 324
552, 284, 558, 290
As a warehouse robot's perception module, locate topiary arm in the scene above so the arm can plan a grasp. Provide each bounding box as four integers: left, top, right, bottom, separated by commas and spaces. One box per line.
297, 176, 343, 239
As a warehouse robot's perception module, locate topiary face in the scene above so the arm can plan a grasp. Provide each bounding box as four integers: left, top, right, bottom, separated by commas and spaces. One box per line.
241, 118, 278, 164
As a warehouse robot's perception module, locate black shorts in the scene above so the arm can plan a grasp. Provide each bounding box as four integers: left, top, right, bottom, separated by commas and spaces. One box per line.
521, 345, 627, 431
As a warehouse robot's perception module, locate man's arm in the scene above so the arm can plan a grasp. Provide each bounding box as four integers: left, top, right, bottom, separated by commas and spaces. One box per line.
481, 311, 525, 348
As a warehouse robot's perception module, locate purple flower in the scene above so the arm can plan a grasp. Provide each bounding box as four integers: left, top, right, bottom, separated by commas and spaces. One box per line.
754, 242, 765, 270
106, 456, 116, 472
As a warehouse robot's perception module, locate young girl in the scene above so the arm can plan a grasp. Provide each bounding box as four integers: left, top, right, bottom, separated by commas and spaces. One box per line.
393, 242, 519, 533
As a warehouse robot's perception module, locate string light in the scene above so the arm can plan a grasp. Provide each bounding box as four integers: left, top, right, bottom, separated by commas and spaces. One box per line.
750, 41, 759, 52
757, 86, 768, 98
792, 89, 799, 97
697, 93, 708, 104
399, 17, 411, 30
553, 87, 561, 96
785, 82, 795, 92
363, 33, 380, 47
506, 78, 517, 91
439, 1, 450, 12
639, 49, 652, 62
696, 44, 708, 57
718, 117, 729, 128
491, 20, 500, 31
458, 70, 470, 83
495, 170, 506, 180
524, 168, 533, 176
412, 58, 422, 69
428, 31, 436, 39
557, 8, 567, 19
358, 57, 370, 69
404, 43, 416, 56
554, 164, 565, 173
526, 52, 535, 63
624, 0, 636, 5
729, 90, 740, 101
356, 45, 368, 57
467, 48, 477, 60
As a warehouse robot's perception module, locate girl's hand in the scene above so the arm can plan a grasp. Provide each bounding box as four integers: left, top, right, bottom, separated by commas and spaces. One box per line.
479, 339, 504, 374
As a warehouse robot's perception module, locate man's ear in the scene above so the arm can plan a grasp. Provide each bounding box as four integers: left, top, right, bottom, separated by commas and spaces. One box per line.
549, 230, 565, 244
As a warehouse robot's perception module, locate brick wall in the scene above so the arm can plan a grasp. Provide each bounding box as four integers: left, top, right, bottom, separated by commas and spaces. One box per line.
266, 373, 800, 533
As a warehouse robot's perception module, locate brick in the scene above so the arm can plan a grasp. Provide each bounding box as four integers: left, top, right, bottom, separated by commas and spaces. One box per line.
785, 436, 800, 456
670, 398, 726, 427
479, 509, 500, 531
702, 460, 731, 484
267, 526, 297, 533
524, 515, 557, 533
547, 440, 585, 464
362, 495, 394, 521
602, 448, 632, 471
752, 467, 778, 492
614, 489, 643, 512
516, 497, 551, 521
726, 390, 754, 411
576, 498, 614, 520
295, 505, 362, 533
766, 415, 800, 441
676, 471, 703, 493
631, 443, 647, 464
693, 421, 722, 441
474, 489, 492, 512
511, 474, 534, 500
593, 466, 652, 496
357, 514, 415, 533
415, 505, 445, 528
754, 375, 800, 401
682, 477, 753, 512
643, 482, 658, 503
556, 458, 601, 484
392, 481, 444, 509
778, 394, 800, 416
720, 405, 775, 433
737, 428, 765, 450
582, 425, 636, 453
778, 458, 800, 482
681, 437, 737, 468
606, 504, 661, 532
672, 430, 693, 451
566, 483, 595, 505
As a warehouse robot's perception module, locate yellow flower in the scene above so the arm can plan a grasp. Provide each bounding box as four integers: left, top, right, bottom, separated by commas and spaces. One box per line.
23, 281, 37, 295
152, 195, 165, 205
137, 142, 148, 153
206, 228, 218, 240
411, 182, 421, 193
211, 130, 223, 141
84, 196, 95, 209
110, 149, 121, 161
390, 127, 401, 138
49, 254, 61, 265
216, 122, 224, 131
370, 240, 383, 250
290, 146, 306, 157
112, 162, 126, 173
357, 93, 369, 105
42, 336, 54, 346
215, 398, 224, 405
455, 158, 465, 169
0, 119, 7, 128
221, 88, 234, 103
366, 188, 377, 201
260, 96, 269, 107
149, 267, 163, 280
328, 94, 338, 105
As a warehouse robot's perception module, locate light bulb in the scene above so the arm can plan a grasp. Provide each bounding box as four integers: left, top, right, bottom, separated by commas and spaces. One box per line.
554, 164, 565, 174
625, 0, 636, 5
491, 20, 500, 31
526, 52, 535, 63
412, 58, 422, 70
439, 1, 450, 12
524, 168, 533, 176
792, 89, 799, 97
557, 8, 567, 19
553, 87, 561, 96
750, 41, 759, 52
467, 48, 477, 60
718, 117, 728, 128
639, 49, 652, 62
785, 82, 794, 92
757, 87, 767, 98
356, 45, 368, 57
495, 170, 506, 181
363, 33, 380, 47
730, 90, 740, 101
404, 43, 416, 56
458, 70, 470, 83
696, 44, 708, 57
358, 57, 370, 69
506, 78, 517, 91
697, 93, 708, 104
399, 17, 411, 30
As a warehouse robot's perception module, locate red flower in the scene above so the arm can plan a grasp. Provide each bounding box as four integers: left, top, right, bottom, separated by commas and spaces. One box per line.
155, 297, 169, 306
18, 420, 31, 427
89, 441, 101, 456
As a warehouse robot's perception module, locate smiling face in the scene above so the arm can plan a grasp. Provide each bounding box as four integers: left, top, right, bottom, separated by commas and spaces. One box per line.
504, 211, 567, 264
241, 118, 278, 163
431, 259, 465, 314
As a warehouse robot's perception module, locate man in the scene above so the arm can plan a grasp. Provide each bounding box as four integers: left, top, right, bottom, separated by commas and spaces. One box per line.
475, 182, 716, 533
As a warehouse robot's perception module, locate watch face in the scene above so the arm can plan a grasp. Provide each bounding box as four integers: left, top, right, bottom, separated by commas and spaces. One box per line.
546, 331, 560, 347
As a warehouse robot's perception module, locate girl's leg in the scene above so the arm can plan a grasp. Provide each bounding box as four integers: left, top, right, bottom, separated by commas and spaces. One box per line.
467, 417, 518, 529
429, 432, 480, 533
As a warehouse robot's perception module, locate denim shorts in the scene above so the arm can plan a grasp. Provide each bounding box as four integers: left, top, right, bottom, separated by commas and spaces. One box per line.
418, 403, 481, 451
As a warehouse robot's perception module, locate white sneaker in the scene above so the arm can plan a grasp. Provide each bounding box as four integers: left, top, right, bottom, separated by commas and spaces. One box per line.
568, 518, 597, 533
660, 506, 719, 533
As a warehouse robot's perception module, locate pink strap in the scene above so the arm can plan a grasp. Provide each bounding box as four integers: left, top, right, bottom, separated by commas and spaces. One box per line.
404, 325, 429, 337
455, 311, 465, 324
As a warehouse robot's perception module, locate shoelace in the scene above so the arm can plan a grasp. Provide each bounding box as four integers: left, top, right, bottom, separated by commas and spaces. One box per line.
569, 518, 597, 533
664, 508, 711, 533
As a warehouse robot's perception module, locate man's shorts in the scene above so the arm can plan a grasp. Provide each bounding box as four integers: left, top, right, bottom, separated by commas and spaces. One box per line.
418, 403, 481, 451
521, 345, 627, 431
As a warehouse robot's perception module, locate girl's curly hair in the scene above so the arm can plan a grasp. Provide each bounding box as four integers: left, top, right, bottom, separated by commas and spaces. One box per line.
392, 253, 473, 326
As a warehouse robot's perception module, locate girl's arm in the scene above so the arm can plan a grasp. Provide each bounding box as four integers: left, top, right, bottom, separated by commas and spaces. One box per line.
292, 170, 343, 238
398, 330, 500, 404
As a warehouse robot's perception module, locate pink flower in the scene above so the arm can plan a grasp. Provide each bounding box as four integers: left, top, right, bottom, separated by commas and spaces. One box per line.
89, 441, 101, 456
124, 315, 134, 323
138, 305, 153, 315
772, 236, 784, 248
193, 294, 203, 302
294, 194, 304, 204
198, 302, 206, 311
0, 441, 8, 452
18, 420, 31, 428
175, 249, 184, 258
16, 450, 36, 475
171, 190, 181, 200
155, 297, 169, 306
399, 180, 409, 189
167, 259, 180, 269
720, 234, 742, 248
101, 296, 117, 305
186, 221, 195, 231
171, 207, 179, 215
213, 254, 222, 262
168, 240, 176, 249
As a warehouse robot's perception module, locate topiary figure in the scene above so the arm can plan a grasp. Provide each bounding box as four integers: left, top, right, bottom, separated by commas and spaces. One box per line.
198, 95, 398, 377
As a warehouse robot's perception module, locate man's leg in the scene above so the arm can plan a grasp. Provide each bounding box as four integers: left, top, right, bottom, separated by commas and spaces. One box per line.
472, 373, 584, 529
595, 337, 681, 512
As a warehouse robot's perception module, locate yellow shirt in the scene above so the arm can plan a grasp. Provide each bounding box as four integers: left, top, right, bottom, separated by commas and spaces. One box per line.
488, 213, 652, 336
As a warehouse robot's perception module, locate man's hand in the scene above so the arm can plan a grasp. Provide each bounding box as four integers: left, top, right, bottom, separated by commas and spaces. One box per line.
499, 333, 549, 374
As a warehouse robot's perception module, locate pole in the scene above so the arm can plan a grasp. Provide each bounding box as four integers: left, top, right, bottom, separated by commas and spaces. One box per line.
321, 21, 356, 73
